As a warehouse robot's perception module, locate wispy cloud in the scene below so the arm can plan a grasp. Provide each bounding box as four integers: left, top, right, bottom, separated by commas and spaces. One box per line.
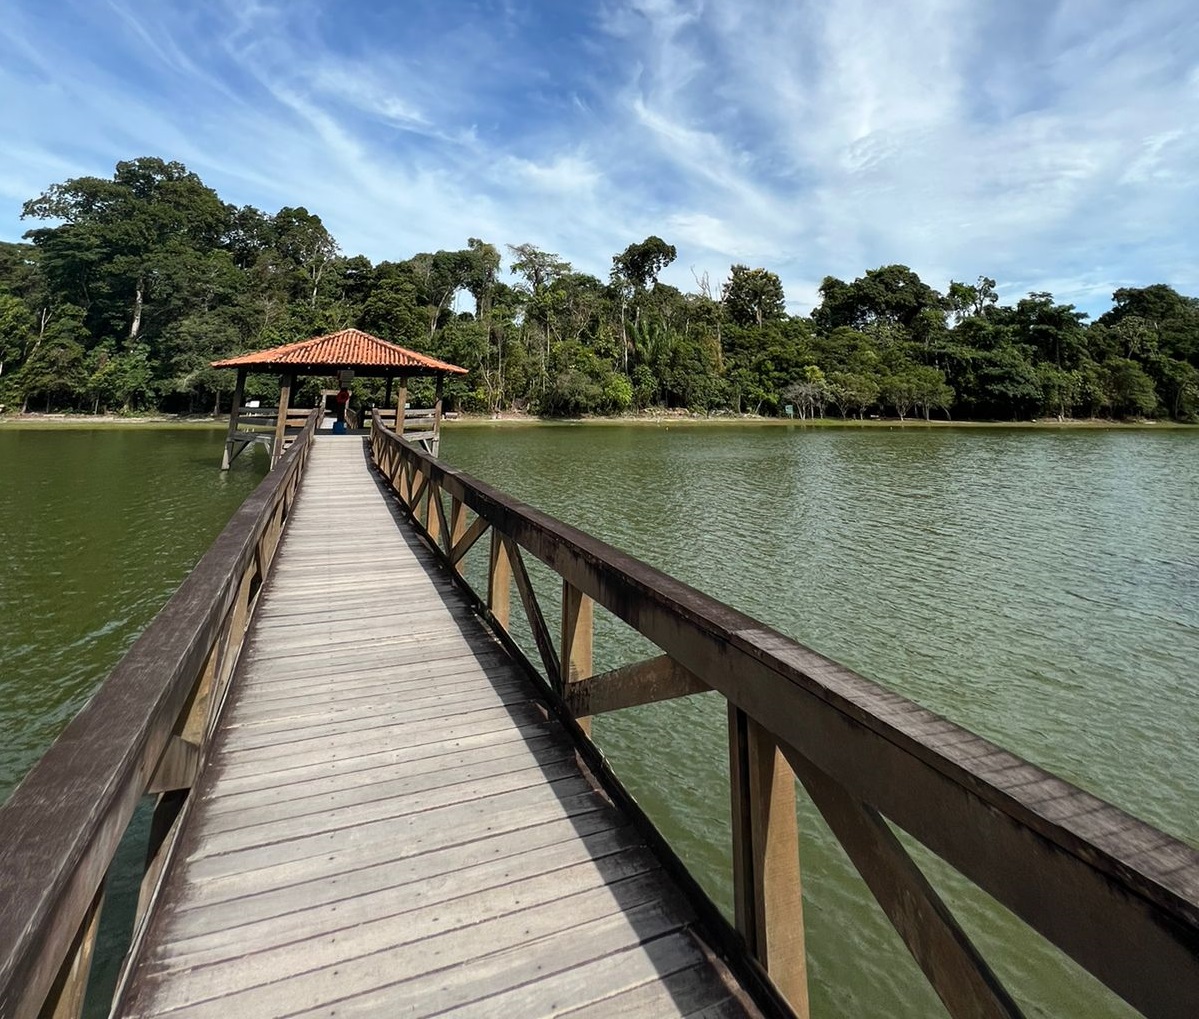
1, 0, 1196, 315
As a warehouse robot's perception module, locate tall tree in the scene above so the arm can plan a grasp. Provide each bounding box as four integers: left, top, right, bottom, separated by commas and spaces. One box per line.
22, 157, 229, 343
722, 265, 785, 328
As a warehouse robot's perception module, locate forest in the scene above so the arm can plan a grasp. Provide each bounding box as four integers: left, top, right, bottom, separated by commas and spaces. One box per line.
1, 156, 1197, 422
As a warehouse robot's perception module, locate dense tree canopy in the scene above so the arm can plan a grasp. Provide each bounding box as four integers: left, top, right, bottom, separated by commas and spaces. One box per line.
1, 157, 1197, 421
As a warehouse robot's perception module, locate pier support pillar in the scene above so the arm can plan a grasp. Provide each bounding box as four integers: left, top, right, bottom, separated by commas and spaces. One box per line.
431, 373, 445, 457
396, 375, 408, 436
220, 368, 247, 470
271, 373, 293, 469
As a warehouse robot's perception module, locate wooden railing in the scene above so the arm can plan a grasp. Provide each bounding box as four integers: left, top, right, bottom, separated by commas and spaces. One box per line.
370, 409, 1199, 1019
372, 406, 443, 453
0, 410, 320, 1019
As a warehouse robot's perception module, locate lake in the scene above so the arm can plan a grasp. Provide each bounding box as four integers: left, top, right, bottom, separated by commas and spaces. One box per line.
2, 421, 1196, 1017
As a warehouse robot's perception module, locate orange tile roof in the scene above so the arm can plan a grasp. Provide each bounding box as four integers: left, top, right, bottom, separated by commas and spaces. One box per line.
211, 328, 468, 375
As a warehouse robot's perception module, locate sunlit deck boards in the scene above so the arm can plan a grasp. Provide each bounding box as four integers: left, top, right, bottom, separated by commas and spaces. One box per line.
117, 436, 757, 1019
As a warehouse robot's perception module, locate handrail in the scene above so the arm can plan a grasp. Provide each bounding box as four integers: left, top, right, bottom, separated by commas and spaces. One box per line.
369, 408, 1199, 1019
0, 409, 321, 1019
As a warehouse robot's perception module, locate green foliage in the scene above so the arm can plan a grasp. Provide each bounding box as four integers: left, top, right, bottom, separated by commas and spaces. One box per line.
3, 155, 1198, 423
722, 265, 785, 328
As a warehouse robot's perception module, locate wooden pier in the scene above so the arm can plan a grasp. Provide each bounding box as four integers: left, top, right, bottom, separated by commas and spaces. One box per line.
115, 437, 756, 1017
2, 410, 1198, 1019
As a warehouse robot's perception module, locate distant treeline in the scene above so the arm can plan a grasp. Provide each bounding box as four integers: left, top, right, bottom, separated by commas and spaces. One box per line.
1, 156, 1197, 421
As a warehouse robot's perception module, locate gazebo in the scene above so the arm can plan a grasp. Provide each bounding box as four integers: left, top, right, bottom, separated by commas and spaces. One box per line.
212, 328, 468, 469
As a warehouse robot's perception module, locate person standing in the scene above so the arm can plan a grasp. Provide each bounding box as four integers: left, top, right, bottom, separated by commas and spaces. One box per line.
334, 386, 350, 433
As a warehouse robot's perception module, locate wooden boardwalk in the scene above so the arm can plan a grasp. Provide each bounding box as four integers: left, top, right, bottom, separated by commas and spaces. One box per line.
117, 436, 758, 1018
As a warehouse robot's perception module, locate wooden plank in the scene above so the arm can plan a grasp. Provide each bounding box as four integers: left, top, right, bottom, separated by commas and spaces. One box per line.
212, 701, 553, 770
285, 922, 707, 1019
488, 527, 511, 629
565, 654, 709, 717
169, 822, 642, 940
182, 790, 619, 903
202, 729, 566, 812
40, 884, 103, 1019
450, 512, 490, 566
196, 747, 579, 836
270, 374, 292, 469
505, 535, 561, 687
147, 849, 663, 984
190, 759, 588, 859
203, 718, 562, 799
555, 962, 736, 1018
130, 878, 684, 1018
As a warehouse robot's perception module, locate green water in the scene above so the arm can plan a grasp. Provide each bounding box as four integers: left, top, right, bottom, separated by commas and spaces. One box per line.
2, 423, 1196, 1016
440, 422, 1199, 1018
0, 425, 269, 1011
0, 426, 269, 801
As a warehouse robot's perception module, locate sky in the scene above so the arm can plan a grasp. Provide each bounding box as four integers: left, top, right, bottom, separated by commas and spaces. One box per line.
1, 0, 1197, 317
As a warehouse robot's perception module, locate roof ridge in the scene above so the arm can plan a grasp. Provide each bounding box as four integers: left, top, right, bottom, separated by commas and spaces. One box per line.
210, 329, 468, 374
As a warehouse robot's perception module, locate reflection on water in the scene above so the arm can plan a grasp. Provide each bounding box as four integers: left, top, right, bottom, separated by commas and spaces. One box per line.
444, 422, 1198, 1019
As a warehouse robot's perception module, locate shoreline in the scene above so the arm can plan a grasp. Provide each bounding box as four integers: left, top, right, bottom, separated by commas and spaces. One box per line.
1, 411, 1194, 431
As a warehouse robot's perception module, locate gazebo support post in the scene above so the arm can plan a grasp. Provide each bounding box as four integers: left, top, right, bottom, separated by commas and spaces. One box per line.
220, 367, 247, 471
396, 375, 408, 436
384, 376, 393, 421
432, 374, 445, 457
271, 372, 293, 469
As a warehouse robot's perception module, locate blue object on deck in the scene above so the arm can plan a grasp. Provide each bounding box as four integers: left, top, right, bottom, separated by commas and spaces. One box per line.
332, 420, 346, 434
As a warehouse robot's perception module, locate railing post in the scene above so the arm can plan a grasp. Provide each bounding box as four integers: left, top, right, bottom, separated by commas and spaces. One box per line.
271, 372, 292, 469
425, 478, 442, 545
729, 706, 809, 1015
449, 496, 467, 570
220, 367, 246, 470
561, 581, 594, 735
40, 882, 104, 1019
488, 529, 511, 630
396, 375, 408, 436
432, 373, 444, 457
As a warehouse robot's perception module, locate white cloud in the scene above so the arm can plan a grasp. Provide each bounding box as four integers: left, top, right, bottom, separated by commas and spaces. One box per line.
0, 0, 1196, 314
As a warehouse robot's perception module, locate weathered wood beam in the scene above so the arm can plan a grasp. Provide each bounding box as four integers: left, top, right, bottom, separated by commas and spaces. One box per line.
783, 745, 1023, 1019
449, 512, 489, 567
407, 469, 429, 516
38, 883, 103, 1019
271, 373, 292, 469
563, 654, 708, 717
560, 581, 593, 734
396, 376, 408, 437
220, 367, 246, 470
145, 736, 200, 795
730, 709, 809, 1015
432, 373, 444, 457
488, 528, 511, 630
503, 536, 561, 689
427, 480, 447, 545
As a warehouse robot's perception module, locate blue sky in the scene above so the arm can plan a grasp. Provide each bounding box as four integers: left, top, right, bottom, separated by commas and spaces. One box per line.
1, 0, 1197, 317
